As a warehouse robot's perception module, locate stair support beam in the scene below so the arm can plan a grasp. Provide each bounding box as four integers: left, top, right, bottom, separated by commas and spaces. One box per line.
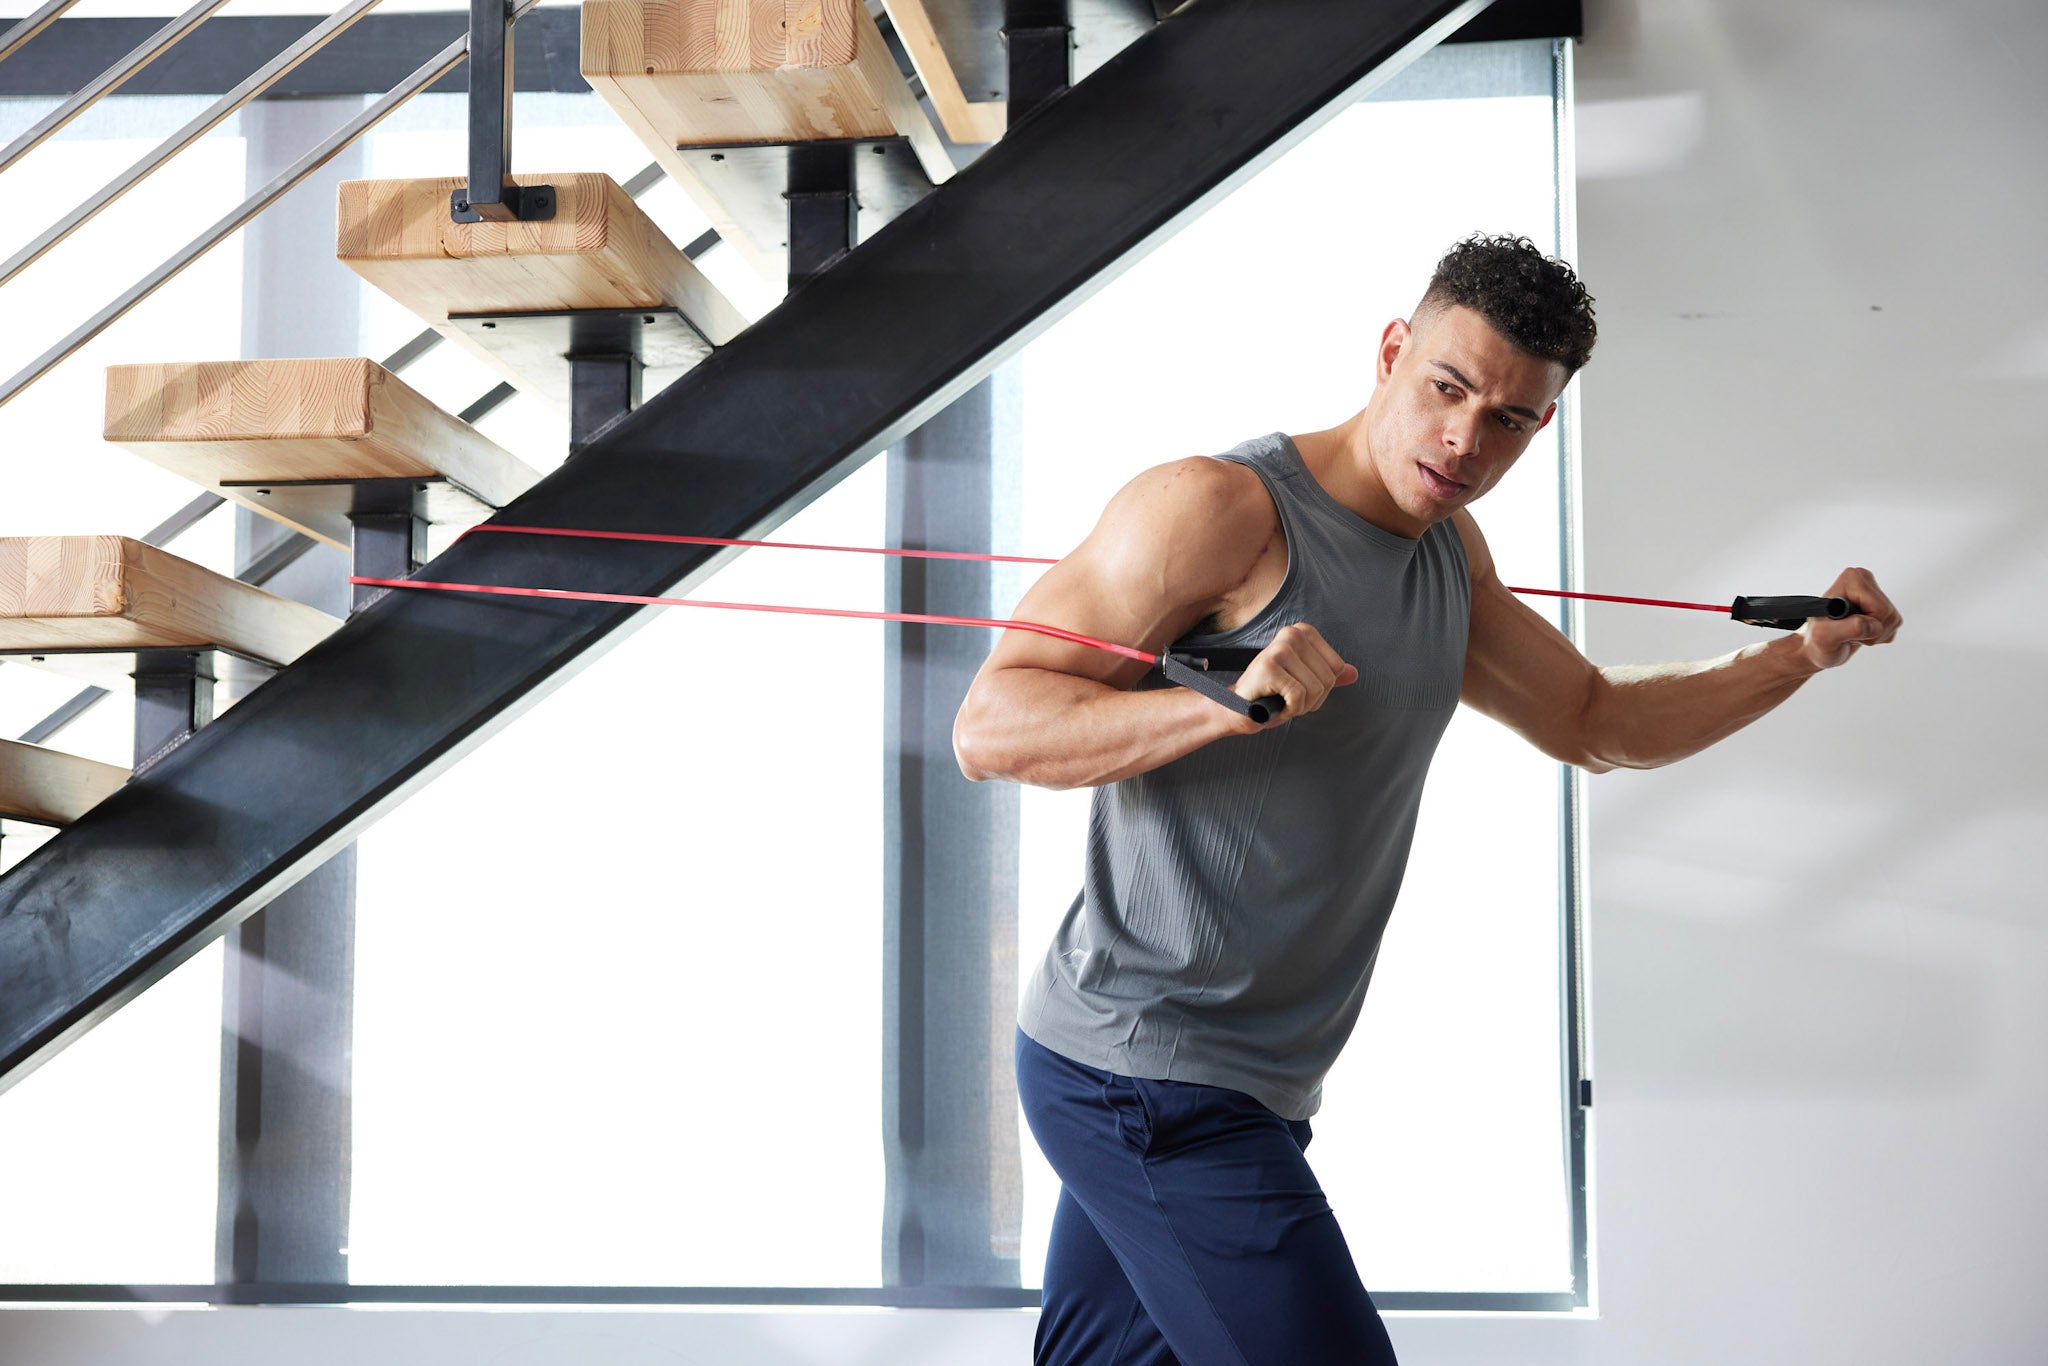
0, 0, 1492, 1094
1002, 0, 1071, 127
347, 481, 431, 613
568, 352, 640, 455
131, 648, 214, 772
786, 142, 859, 291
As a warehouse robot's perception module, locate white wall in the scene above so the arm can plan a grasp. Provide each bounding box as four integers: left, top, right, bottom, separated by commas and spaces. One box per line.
4, 0, 2044, 1361
1397, 0, 2048, 1362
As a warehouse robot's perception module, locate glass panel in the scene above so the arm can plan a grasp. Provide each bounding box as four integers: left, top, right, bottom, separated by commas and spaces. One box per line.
1011, 40, 1573, 1294
0, 95, 245, 1284
347, 462, 887, 1287
0, 942, 224, 1283
0, 100, 247, 561
342, 89, 867, 1289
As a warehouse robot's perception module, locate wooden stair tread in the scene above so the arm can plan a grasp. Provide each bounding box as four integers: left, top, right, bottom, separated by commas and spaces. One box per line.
0, 739, 128, 826
103, 358, 542, 549
336, 171, 746, 401
0, 536, 340, 670
581, 0, 954, 277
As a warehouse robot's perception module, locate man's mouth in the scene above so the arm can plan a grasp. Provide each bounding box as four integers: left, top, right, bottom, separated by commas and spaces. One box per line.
1417, 463, 1468, 499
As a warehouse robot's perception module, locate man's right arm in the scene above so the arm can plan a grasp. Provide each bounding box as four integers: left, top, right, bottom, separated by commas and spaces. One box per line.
952, 457, 1356, 790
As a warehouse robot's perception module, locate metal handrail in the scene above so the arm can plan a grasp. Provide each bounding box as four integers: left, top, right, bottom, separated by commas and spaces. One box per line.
0, 0, 82, 68
0, 0, 390, 291
0, 0, 234, 177
0, 0, 543, 413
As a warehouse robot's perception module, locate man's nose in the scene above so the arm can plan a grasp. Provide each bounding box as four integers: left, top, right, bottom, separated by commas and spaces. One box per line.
1443, 412, 1482, 458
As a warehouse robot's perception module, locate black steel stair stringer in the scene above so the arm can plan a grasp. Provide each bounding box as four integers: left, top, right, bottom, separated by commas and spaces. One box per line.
0, 0, 1492, 1092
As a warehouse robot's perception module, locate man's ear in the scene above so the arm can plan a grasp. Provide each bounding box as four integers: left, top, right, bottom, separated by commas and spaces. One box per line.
1377, 318, 1411, 384
1537, 402, 1558, 432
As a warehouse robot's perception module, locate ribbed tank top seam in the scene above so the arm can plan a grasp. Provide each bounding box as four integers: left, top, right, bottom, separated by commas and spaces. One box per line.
1159, 439, 1313, 1073
1163, 716, 1288, 1075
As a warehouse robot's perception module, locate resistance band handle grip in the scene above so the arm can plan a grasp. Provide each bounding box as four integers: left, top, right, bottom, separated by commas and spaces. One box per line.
1157, 653, 1287, 725
1730, 595, 1854, 631
1170, 646, 1262, 672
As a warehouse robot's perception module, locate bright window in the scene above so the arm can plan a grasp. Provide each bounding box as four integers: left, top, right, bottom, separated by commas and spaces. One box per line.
0, 94, 247, 1285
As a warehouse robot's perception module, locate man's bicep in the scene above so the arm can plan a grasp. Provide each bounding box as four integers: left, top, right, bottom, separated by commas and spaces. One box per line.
985, 459, 1265, 684
1456, 515, 1603, 764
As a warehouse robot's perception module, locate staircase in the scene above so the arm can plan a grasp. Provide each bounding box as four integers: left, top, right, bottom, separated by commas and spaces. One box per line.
0, 0, 1486, 1099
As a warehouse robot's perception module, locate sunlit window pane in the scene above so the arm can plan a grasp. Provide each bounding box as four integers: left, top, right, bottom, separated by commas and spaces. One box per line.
348, 463, 886, 1286
0, 95, 247, 1286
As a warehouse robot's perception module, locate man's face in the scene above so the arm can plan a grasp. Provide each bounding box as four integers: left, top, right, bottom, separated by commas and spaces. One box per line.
1365, 303, 1569, 534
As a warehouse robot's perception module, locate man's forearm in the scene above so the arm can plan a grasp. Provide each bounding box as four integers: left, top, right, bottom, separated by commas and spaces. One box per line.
955, 667, 1243, 790
1582, 633, 1822, 772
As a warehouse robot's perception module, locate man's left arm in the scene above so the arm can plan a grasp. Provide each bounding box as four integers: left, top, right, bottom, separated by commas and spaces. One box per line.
1452, 511, 1903, 773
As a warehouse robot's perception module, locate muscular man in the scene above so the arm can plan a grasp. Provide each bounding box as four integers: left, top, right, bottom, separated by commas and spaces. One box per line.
952, 235, 1902, 1366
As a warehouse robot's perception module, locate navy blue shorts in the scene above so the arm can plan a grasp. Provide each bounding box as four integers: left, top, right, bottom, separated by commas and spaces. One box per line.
1015, 1028, 1398, 1366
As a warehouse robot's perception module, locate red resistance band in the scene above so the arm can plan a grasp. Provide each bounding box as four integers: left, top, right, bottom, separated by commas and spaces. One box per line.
462, 523, 1734, 613
349, 524, 1846, 724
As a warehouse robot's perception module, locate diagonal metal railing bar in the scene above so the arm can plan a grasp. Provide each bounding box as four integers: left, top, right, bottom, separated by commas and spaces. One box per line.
0, 0, 389, 290
377, 328, 443, 374
14, 687, 105, 748
141, 488, 228, 546
0, 0, 1491, 1093
0, 0, 82, 68
0, 0, 542, 414
0, 0, 233, 176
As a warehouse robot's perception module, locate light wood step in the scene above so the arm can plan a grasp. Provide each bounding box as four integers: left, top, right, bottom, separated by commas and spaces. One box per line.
0, 536, 341, 684
0, 739, 128, 826
581, 0, 955, 279
334, 171, 748, 405
103, 358, 542, 549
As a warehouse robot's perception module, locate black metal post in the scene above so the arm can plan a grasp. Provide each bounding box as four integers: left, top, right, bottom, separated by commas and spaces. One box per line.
882, 372, 1022, 1288
215, 853, 356, 1288
131, 649, 213, 772
785, 142, 857, 290
209, 91, 362, 1298
451, 0, 552, 223
347, 480, 429, 613
1003, 0, 1072, 127
569, 352, 640, 454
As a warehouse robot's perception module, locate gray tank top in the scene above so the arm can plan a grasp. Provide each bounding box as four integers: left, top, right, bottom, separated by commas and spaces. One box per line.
1018, 432, 1471, 1120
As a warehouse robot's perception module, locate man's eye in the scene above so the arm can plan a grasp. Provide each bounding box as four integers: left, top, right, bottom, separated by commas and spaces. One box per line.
1497, 412, 1523, 431
1432, 379, 1455, 395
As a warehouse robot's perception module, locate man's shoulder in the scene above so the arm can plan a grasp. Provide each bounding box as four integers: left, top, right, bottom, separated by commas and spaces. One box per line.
1121, 455, 1275, 540
1093, 456, 1279, 606
1448, 508, 1495, 582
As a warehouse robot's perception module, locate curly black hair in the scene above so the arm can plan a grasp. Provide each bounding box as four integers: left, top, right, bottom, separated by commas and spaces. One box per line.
1416, 234, 1597, 374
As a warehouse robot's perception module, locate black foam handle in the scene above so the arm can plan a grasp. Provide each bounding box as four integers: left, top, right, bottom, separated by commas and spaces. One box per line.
1730, 595, 1854, 631
1173, 646, 1262, 673
1157, 653, 1287, 724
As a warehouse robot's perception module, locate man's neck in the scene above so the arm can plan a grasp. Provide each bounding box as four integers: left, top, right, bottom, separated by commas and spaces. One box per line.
1290, 410, 1422, 540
